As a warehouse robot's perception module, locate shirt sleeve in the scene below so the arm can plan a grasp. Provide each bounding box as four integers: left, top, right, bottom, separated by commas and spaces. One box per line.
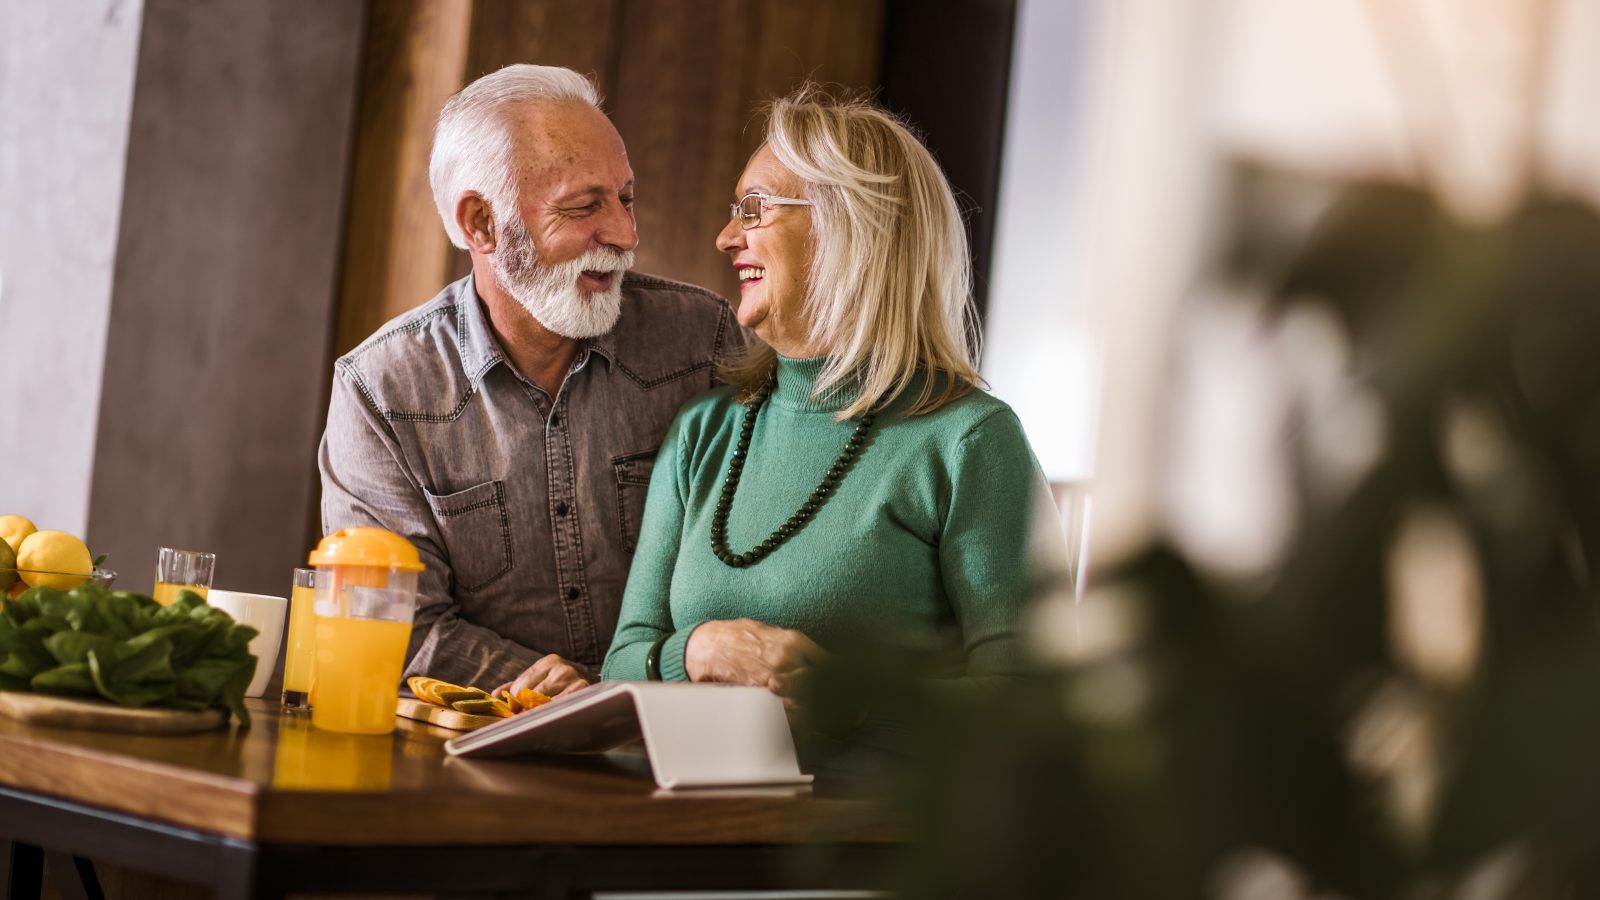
938, 407, 1065, 683
317, 365, 545, 688
601, 414, 693, 681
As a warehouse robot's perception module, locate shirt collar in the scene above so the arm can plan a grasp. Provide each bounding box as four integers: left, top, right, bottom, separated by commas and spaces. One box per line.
456, 274, 616, 388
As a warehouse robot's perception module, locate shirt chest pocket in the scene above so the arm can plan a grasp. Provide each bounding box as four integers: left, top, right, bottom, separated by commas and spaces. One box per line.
612, 448, 657, 554
424, 480, 513, 592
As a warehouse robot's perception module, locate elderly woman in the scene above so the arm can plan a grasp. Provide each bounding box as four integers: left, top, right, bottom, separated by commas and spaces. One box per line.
601, 90, 1058, 700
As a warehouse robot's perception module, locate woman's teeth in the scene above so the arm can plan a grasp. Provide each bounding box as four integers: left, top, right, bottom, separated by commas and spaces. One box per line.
738, 267, 766, 281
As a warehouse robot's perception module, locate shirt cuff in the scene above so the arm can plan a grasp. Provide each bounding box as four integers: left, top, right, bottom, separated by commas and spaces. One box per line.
657, 625, 699, 682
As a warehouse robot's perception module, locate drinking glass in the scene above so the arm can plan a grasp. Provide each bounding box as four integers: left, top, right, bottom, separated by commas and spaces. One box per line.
282, 568, 317, 712
153, 548, 215, 606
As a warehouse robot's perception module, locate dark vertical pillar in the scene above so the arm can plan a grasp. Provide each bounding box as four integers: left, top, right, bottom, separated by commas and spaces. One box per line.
87, 0, 366, 598
878, 0, 1019, 322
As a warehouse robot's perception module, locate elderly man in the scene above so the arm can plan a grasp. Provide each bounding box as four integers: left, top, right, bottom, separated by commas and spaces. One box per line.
319, 65, 742, 698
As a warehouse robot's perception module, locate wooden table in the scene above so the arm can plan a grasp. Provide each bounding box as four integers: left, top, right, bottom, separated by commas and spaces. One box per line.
0, 700, 895, 898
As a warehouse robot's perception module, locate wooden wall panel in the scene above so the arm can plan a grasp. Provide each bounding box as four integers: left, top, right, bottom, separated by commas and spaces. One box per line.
611, 0, 888, 299
464, 0, 623, 86
331, 0, 473, 360
606, 1, 760, 297
333, 0, 887, 351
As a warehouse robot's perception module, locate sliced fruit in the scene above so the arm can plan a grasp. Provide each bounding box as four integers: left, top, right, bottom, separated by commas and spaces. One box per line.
451, 698, 498, 715
515, 689, 552, 712
405, 675, 463, 705
436, 687, 489, 705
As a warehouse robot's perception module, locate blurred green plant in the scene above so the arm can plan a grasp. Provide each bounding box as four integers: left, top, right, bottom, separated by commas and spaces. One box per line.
831, 177, 1600, 898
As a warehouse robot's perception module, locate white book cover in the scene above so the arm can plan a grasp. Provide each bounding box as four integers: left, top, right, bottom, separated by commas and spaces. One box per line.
444, 681, 814, 790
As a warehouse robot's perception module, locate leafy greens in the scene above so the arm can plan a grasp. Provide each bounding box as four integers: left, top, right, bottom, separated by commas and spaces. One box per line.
0, 584, 256, 727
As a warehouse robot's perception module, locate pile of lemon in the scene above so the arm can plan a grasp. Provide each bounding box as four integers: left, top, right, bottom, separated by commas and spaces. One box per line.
0, 515, 95, 599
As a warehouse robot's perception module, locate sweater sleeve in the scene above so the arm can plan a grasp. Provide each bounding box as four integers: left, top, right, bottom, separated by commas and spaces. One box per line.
938, 408, 1063, 685
602, 412, 695, 681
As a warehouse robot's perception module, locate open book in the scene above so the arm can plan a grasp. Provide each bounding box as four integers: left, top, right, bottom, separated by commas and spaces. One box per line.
444, 681, 813, 790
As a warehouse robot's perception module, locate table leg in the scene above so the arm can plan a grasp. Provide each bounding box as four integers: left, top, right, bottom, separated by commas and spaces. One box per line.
43, 853, 102, 900
0, 842, 41, 900
213, 845, 268, 900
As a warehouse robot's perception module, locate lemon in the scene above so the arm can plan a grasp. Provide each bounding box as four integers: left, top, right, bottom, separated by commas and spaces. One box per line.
17, 531, 92, 590
0, 540, 14, 592
0, 516, 36, 557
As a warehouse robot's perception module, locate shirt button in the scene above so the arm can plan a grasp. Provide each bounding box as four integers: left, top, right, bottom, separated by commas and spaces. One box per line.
555, 502, 569, 516
550, 413, 560, 427
566, 587, 580, 601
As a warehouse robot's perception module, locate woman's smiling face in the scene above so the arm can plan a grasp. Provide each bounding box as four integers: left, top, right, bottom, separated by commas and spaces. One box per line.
715, 145, 818, 356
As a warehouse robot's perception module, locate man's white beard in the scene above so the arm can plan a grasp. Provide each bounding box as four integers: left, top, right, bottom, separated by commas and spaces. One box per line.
492, 214, 633, 339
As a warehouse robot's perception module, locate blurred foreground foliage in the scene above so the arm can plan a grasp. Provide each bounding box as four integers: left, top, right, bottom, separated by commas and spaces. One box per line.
816, 175, 1600, 898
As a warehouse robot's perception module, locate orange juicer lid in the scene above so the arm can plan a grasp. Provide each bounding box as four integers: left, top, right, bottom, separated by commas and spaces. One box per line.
309, 528, 425, 573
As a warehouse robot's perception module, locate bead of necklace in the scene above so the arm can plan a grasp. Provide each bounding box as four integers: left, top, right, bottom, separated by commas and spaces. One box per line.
709, 380, 875, 568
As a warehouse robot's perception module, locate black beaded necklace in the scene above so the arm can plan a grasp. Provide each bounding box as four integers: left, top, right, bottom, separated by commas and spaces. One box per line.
710, 379, 876, 568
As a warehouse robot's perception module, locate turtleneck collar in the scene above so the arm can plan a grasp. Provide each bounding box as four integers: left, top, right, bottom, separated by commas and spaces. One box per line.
770, 354, 862, 413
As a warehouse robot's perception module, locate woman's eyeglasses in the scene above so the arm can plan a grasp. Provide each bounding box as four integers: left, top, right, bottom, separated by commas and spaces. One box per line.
730, 192, 811, 230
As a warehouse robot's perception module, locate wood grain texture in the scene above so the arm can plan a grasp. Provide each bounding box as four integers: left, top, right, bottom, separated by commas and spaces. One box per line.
611, 0, 888, 300
0, 700, 893, 846
462, 0, 622, 88
0, 692, 224, 735
331, 0, 473, 360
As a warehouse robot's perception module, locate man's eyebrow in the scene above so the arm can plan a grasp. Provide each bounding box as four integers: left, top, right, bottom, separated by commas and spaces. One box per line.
552, 180, 635, 205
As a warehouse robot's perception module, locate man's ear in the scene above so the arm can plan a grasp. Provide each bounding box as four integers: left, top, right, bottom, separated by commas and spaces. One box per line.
456, 193, 497, 254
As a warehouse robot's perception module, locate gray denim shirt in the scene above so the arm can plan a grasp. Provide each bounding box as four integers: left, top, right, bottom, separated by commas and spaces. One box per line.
318, 272, 744, 688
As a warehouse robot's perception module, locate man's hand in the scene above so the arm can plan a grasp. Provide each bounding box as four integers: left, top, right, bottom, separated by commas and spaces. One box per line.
684, 618, 827, 707
495, 653, 594, 699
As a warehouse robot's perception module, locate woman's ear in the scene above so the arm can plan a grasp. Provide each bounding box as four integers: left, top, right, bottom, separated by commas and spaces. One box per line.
456, 193, 497, 254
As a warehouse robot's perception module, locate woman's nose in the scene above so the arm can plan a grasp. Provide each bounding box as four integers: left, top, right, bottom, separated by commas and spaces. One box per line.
715, 217, 744, 254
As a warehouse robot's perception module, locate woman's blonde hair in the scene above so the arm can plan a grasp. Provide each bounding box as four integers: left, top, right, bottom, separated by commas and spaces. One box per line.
724, 87, 983, 419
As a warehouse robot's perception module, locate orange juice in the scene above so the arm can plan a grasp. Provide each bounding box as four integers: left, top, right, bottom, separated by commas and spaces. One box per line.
282, 582, 317, 704
153, 581, 209, 606
310, 615, 411, 735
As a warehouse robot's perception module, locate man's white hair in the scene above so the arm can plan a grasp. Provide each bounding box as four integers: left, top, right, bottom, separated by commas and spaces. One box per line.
429, 64, 602, 249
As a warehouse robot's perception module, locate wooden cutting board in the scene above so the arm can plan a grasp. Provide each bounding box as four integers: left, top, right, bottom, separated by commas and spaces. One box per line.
395, 697, 501, 731
0, 691, 225, 734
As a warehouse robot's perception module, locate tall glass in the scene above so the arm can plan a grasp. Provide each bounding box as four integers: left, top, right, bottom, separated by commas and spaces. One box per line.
153, 548, 215, 606
281, 568, 317, 712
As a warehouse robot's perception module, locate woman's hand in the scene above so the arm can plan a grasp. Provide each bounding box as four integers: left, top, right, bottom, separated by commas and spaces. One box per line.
684, 618, 827, 705
495, 653, 593, 699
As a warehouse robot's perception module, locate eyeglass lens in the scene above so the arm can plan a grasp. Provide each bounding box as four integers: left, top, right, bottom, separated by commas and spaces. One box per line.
736, 194, 764, 228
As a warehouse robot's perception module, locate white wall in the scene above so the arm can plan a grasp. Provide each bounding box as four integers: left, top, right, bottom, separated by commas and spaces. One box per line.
0, 0, 144, 533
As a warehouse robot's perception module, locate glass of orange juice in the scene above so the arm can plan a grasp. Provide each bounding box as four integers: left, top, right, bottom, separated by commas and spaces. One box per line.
308, 529, 423, 735
281, 567, 317, 712
153, 547, 215, 605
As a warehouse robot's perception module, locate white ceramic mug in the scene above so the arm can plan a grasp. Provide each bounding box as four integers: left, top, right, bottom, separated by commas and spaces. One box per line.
207, 589, 288, 699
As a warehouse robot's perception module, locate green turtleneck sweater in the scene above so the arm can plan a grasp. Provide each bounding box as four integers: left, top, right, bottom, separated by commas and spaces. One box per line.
601, 355, 1056, 684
